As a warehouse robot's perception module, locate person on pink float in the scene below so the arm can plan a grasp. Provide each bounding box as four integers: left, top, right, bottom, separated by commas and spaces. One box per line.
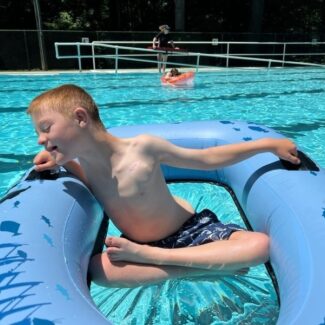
164, 67, 181, 79
28, 84, 301, 288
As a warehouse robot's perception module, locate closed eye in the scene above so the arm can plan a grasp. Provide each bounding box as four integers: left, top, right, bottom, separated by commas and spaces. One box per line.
39, 123, 51, 133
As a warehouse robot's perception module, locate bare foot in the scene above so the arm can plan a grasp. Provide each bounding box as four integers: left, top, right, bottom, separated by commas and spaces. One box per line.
105, 237, 158, 264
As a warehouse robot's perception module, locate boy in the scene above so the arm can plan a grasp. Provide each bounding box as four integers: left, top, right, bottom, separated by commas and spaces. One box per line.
28, 84, 300, 288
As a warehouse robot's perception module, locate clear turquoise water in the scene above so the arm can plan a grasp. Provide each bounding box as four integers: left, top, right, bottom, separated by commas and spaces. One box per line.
1, 68, 325, 324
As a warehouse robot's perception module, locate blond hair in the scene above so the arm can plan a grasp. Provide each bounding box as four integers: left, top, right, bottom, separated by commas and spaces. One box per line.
27, 84, 105, 129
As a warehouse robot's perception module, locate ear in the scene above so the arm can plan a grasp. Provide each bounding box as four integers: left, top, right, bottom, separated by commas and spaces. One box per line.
73, 107, 88, 127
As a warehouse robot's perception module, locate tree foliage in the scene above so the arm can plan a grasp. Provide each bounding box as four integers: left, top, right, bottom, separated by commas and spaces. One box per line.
0, 0, 324, 34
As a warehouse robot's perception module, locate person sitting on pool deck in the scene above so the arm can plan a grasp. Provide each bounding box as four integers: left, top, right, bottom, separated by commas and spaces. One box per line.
28, 84, 300, 288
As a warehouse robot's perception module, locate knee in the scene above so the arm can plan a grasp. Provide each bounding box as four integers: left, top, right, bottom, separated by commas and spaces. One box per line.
89, 254, 133, 288
89, 254, 107, 286
88, 254, 118, 288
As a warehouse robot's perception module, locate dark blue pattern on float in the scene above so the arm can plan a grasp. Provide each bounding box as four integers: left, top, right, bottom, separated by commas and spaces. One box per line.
0, 168, 107, 324
0, 198, 53, 324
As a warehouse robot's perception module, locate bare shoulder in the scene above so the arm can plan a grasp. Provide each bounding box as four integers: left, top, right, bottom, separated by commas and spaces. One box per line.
132, 134, 165, 147
131, 134, 171, 155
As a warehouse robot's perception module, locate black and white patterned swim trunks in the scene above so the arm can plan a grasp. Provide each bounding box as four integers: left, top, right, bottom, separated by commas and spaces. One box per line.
146, 209, 243, 249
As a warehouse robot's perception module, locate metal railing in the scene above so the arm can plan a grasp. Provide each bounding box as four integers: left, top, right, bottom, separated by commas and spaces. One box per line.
54, 40, 325, 72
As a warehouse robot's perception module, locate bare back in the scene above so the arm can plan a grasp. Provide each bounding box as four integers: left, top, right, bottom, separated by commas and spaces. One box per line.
82, 135, 194, 243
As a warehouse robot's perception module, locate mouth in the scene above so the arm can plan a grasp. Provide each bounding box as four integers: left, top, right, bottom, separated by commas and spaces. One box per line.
47, 145, 58, 153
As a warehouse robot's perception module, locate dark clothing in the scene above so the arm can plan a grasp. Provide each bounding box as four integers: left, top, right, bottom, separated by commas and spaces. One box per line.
154, 32, 172, 48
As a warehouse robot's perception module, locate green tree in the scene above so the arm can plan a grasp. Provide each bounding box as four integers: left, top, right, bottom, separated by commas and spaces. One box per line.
174, 0, 185, 31
249, 0, 264, 34
0, 0, 325, 34
263, 0, 325, 33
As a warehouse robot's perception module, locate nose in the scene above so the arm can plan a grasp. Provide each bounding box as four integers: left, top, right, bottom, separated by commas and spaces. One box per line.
37, 133, 46, 145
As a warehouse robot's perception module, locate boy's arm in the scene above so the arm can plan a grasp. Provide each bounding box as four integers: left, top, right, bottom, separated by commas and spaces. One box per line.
33, 150, 88, 185
145, 135, 300, 170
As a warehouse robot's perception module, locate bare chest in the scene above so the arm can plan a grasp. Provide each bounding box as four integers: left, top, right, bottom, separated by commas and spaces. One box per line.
88, 156, 158, 203
113, 159, 157, 196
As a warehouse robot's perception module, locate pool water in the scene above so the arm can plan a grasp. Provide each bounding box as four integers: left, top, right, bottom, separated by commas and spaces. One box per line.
1, 67, 325, 324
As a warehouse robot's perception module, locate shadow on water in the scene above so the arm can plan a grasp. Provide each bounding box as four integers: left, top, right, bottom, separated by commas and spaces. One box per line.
30, 85, 308, 113
0, 154, 34, 173
272, 119, 325, 138
100, 87, 325, 110
1, 77, 325, 113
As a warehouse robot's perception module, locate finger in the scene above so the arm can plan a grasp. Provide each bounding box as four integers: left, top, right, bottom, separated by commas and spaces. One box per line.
34, 160, 56, 172
284, 152, 300, 164
33, 151, 50, 164
33, 155, 45, 165
290, 147, 301, 164
290, 155, 301, 165
34, 163, 51, 172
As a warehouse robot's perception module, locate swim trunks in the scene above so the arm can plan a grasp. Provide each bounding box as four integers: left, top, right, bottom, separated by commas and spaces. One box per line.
146, 209, 243, 249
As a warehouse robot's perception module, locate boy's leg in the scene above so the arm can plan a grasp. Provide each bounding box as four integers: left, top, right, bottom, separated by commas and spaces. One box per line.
89, 253, 228, 288
106, 230, 269, 272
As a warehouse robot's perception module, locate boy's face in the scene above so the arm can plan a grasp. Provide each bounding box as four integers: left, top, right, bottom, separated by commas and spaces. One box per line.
32, 109, 83, 165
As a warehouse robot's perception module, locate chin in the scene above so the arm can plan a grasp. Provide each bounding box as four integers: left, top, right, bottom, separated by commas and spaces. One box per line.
52, 153, 67, 166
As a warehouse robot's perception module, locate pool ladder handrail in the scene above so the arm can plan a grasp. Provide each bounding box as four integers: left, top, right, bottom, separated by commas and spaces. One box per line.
54, 40, 325, 72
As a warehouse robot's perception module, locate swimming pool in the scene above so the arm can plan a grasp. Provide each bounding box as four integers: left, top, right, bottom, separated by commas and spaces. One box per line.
0, 68, 324, 324
1, 68, 324, 197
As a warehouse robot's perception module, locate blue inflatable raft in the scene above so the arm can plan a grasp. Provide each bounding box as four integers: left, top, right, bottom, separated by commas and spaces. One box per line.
1, 120, 325, 324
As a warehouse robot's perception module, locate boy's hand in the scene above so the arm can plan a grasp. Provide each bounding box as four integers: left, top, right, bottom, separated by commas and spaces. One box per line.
33, 150, 57, 172
271, 138, 300, 165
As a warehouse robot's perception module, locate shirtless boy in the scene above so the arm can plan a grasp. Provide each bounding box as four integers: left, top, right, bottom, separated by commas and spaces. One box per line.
28, 84, 300, 288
